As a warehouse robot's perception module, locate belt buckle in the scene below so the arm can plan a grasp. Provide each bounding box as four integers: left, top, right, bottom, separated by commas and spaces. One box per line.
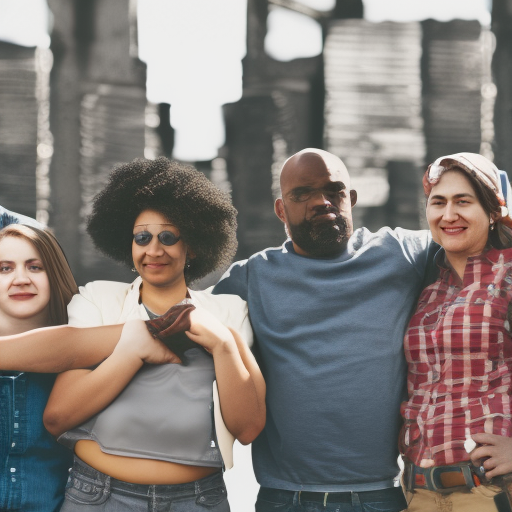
428, 465, 476, 494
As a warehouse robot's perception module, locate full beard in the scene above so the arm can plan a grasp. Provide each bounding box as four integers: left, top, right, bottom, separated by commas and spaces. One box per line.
288, 215, 351, 257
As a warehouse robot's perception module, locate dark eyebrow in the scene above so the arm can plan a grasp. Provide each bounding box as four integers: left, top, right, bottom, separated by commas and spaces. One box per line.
0, 258, 42, 265
429, 192, 475, 200
290, 182, 347, 193
325, 181, 346, 191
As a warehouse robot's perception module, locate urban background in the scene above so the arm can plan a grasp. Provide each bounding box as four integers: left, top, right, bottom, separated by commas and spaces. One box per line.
0, 0, 510, 288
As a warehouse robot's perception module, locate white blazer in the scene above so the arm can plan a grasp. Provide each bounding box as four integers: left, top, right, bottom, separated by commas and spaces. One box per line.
67, 277, 253, 470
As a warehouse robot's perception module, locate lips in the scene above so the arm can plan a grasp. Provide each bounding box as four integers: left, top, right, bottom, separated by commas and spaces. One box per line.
9, 293, 37, 301
143, 262, 167, 269
441, 227, 467, 235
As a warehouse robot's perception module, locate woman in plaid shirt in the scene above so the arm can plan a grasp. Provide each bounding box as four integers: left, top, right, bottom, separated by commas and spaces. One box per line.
400, 153, 512, 512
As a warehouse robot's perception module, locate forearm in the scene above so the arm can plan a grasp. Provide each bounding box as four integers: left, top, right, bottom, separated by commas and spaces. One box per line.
213, 330, 266, 444
0, 324, 123, 373
43, 350, 144, 436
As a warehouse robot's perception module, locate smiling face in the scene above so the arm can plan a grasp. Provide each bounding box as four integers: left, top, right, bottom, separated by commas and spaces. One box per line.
0, 236, 51, 326
426, 170, 492, 267
275, 149, 357, 257
132, 209, 189, 291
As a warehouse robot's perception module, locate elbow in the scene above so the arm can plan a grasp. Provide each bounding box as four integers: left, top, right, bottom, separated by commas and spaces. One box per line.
43, 406, 67, 438
235, 412, 266, 446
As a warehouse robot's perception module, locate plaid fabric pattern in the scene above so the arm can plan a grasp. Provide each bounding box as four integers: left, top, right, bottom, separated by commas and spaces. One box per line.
401, 248, 512, 466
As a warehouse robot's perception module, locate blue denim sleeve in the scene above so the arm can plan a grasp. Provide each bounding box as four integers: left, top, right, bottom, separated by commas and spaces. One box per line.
212, 259, 249, 301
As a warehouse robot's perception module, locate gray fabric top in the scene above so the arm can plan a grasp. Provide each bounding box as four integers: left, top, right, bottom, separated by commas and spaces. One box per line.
59, 304, 222, 467
213, 227, 434, 491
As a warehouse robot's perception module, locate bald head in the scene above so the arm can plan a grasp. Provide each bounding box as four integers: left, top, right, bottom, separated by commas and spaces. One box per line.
280, 148, 351, 196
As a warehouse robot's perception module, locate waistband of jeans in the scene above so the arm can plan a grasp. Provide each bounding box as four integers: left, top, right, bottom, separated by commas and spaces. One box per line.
259, 485, 404, 505
72, 455, 224, 495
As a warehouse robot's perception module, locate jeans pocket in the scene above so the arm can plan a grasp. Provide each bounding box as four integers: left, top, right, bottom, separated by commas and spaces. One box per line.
64, 471, 110, 506
195, 484, 228, 509
256, 491, 293, 512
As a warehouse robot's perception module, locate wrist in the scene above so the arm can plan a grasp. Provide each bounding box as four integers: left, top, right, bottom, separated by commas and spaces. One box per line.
211, 336, 237, 357
112, 343, 145, 367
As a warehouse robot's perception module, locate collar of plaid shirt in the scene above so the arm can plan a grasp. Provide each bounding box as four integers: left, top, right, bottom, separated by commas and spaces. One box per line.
400, 247, 512, 467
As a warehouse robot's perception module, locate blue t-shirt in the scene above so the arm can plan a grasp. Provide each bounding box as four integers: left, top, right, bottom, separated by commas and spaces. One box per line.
213, 227, 433, 492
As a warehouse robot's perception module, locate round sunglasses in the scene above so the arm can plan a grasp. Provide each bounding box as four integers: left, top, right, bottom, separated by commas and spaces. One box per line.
133, 230, 181, 247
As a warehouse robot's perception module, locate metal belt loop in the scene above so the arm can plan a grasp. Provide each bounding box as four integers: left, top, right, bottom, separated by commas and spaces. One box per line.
298, 490, 302, 505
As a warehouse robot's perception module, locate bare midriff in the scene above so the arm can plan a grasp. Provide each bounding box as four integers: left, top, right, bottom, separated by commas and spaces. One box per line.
75, 440, 221, 484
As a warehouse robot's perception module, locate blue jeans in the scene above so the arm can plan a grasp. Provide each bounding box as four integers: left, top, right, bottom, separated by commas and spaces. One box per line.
255, 486, 407, 512
60, 457, 229, 511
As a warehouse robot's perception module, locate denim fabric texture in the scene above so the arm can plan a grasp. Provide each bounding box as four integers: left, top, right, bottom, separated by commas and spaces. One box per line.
255, 487, 407, 512
60, 457, 230, 511
0, 372, 73, 512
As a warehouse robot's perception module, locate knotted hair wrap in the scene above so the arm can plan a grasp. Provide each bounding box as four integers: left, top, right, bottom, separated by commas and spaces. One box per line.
423, 152, 512, 228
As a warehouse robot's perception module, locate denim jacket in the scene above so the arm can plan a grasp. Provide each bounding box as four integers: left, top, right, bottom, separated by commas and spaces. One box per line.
0, 372, 72, 511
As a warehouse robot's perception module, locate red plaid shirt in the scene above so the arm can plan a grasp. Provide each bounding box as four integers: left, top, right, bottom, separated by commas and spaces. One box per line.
400, 248, 512, 466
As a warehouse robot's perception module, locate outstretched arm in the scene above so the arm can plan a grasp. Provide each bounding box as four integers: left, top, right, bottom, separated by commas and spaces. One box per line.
0, 324, 124, 373
186, 308, 266, 445
43, 320, 179, 437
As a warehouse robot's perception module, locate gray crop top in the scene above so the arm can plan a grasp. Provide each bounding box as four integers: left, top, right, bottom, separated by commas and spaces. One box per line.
59, 308, 222, 467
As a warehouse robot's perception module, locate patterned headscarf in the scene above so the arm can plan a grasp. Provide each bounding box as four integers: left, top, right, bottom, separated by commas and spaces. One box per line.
423, 152, 512, 228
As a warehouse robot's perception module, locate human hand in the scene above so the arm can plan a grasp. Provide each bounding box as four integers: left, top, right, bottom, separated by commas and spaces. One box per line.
470, 432, 512, 479
185, 307, 235, 354
115, 319, 181, 364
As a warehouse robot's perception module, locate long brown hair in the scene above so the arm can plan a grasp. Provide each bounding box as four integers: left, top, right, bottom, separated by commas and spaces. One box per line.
0, 225, 78, 326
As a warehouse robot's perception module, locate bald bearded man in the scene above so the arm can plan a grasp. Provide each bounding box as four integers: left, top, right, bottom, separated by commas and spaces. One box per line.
213, 148, 436, 512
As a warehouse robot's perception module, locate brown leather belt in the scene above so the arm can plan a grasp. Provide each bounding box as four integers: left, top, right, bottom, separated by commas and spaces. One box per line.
403, 459, 484, 494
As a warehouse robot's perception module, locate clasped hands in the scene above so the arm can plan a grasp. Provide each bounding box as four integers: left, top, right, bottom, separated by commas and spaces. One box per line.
118, 303, 235, 365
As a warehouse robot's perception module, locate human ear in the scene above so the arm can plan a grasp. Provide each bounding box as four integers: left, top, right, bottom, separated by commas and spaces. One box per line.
274, 198, 286, 223
350, 190, 357, 207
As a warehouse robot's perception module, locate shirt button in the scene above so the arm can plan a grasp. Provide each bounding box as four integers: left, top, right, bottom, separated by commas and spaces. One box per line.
10, 467, 16, 472
11, 442, 15, 448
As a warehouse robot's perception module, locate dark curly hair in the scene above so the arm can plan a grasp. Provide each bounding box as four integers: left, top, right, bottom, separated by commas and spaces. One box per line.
87, 157, 238, 284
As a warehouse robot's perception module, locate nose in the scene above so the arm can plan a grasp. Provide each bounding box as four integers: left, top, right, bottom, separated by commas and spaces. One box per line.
12, 268, 31, 285
442, 202, 459, 222
310, 190, 334, 206
145, 236, 165, 256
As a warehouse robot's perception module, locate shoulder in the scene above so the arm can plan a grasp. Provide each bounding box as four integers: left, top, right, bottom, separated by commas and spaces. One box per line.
68, 278, 140, 326
78, 279, 135, 301
351, 226, 431, 252
213, 244, 287, 299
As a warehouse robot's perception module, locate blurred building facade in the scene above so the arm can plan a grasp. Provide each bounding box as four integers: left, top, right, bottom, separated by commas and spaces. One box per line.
0, 0, 510, 285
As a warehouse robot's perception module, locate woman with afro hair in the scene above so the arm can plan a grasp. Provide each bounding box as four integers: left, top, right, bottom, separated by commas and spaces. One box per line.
42, 157, 266, 512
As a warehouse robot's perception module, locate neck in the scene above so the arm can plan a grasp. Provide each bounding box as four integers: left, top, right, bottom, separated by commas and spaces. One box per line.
444, 253, 468, 282
0, 315, 48, 336
139, 279, 188, 315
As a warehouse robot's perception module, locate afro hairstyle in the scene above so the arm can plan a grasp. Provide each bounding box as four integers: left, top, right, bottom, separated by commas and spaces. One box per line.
86, 157, 238, 284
